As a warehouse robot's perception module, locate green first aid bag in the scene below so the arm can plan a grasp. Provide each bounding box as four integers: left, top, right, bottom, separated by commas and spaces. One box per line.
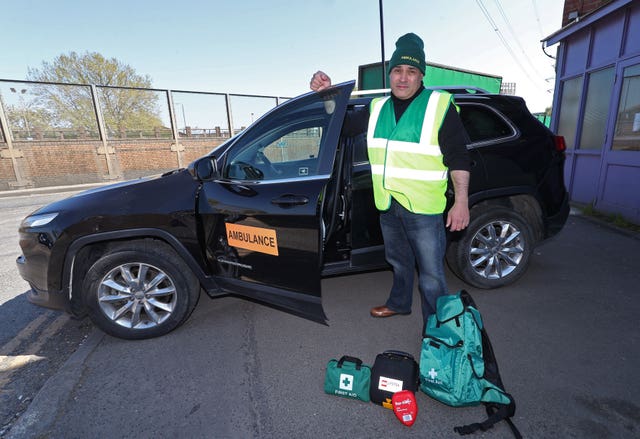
324, 356, 371, 402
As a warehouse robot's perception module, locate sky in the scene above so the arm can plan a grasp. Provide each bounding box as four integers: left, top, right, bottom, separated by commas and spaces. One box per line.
0, 0, 565, 113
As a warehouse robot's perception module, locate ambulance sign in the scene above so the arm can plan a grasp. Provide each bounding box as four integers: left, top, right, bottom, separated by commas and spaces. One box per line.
225, 223, 279, 256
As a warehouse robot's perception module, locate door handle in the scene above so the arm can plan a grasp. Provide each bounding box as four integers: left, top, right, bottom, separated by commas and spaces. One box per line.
271, 194, 309, 207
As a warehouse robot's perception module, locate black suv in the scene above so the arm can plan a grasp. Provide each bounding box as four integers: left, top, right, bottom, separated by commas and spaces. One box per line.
16, 81, 569, 339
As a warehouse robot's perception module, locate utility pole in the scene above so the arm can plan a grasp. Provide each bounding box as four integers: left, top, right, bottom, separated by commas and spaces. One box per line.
379, 0, 386, 89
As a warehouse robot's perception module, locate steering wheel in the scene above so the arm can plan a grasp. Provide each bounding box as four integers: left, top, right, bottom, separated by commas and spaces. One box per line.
234, 161, 264, 180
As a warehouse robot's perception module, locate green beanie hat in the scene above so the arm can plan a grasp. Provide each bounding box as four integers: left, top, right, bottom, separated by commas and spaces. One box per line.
388, 33, 426, 74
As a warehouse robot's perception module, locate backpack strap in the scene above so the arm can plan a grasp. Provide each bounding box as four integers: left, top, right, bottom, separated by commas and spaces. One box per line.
453, 397, 521, 438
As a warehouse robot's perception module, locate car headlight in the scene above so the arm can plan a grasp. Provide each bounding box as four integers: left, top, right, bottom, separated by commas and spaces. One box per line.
22, 212, 59, 228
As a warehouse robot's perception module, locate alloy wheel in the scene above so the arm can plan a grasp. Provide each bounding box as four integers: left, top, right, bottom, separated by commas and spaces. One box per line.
468, 220, 525, 280
97, 262, 177, 329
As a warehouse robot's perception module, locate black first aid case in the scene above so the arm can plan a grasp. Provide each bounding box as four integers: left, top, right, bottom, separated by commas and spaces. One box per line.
369, 350, 420, 409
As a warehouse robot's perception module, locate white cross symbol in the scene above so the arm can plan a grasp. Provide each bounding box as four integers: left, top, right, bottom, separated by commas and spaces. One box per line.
428, 368, 438, 380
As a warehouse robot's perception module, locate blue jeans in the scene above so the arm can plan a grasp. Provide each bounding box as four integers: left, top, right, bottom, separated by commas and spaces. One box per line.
379, 199, 448, 324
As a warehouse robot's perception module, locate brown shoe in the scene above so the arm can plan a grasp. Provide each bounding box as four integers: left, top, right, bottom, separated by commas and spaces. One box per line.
370, 305, 409, 318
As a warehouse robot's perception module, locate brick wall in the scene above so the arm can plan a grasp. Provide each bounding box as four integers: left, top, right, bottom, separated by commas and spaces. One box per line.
0, 138, 225, 191
0, 155, 16, 185
562, 0, 612, 26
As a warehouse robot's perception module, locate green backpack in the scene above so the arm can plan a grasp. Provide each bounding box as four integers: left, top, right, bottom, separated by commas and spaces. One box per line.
420, 290, 521, 437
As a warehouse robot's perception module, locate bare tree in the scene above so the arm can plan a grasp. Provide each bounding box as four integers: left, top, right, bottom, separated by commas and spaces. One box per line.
27, 52, 163, 137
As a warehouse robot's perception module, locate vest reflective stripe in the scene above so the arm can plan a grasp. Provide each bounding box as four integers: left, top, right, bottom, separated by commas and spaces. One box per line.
388, 139, 442, 156
369, 139, 442, 156
367, 90, 452, 214
423, 90, 452, 145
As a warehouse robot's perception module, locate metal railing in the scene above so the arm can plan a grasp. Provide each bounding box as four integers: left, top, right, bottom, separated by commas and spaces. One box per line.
0, 79, 289, 143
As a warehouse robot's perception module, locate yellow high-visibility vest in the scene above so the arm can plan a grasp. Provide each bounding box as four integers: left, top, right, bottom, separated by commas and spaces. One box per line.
367, 89, 452, 214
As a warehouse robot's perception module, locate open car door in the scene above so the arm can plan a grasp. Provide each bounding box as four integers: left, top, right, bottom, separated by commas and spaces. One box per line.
196, 81, 355, 323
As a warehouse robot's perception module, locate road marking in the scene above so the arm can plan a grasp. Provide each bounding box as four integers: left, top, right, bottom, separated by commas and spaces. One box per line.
0, 311, 52, 355
0, 354, 47, 373
0, 313, 70, 390
21, 313, 70, 355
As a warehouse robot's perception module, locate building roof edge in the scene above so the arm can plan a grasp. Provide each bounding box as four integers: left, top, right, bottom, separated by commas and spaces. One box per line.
542, 0, 633, 46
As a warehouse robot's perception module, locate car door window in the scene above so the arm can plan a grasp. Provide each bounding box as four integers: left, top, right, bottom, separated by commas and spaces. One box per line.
458, 104, 515, 144
220, 83, 354, 183
352, 132, 369, 164
225, 123, 325, 181
224, 100, 338, 183
261, 126, 323, 176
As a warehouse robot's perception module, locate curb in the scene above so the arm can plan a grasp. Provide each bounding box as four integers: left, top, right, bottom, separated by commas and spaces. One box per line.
6, 328, 106, 439
570, 206, 640, 241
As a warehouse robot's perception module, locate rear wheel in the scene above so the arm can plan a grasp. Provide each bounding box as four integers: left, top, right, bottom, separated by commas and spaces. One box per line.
446, 206, 533, 289
82, 241, 200, 339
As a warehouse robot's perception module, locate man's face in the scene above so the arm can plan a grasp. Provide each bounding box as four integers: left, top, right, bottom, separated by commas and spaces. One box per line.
389, 65, 424, 100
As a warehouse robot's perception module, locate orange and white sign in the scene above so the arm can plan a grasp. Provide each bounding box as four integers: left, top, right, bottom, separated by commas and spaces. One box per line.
225, 223, 279, 256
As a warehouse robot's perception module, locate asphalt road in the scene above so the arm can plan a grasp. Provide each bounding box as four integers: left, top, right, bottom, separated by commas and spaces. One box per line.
0, 191, 94, 436
1, 191, 639, 438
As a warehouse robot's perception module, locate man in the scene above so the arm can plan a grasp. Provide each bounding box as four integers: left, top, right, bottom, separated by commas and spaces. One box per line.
310, 33, 470, 325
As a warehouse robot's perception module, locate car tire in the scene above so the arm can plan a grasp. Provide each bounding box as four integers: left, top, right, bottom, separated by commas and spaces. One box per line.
446, 206, 533, 289
82, 241, 200, 340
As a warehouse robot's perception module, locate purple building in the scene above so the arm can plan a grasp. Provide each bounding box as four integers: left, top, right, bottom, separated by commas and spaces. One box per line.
544, 0, 640, 224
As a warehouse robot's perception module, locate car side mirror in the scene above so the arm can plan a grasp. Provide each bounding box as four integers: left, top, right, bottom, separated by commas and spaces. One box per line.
191, 157, 219, 181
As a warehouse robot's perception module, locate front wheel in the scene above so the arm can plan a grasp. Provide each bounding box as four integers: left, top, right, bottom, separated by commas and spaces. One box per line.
446, 206, 533, 289
82, 241, 200, 339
